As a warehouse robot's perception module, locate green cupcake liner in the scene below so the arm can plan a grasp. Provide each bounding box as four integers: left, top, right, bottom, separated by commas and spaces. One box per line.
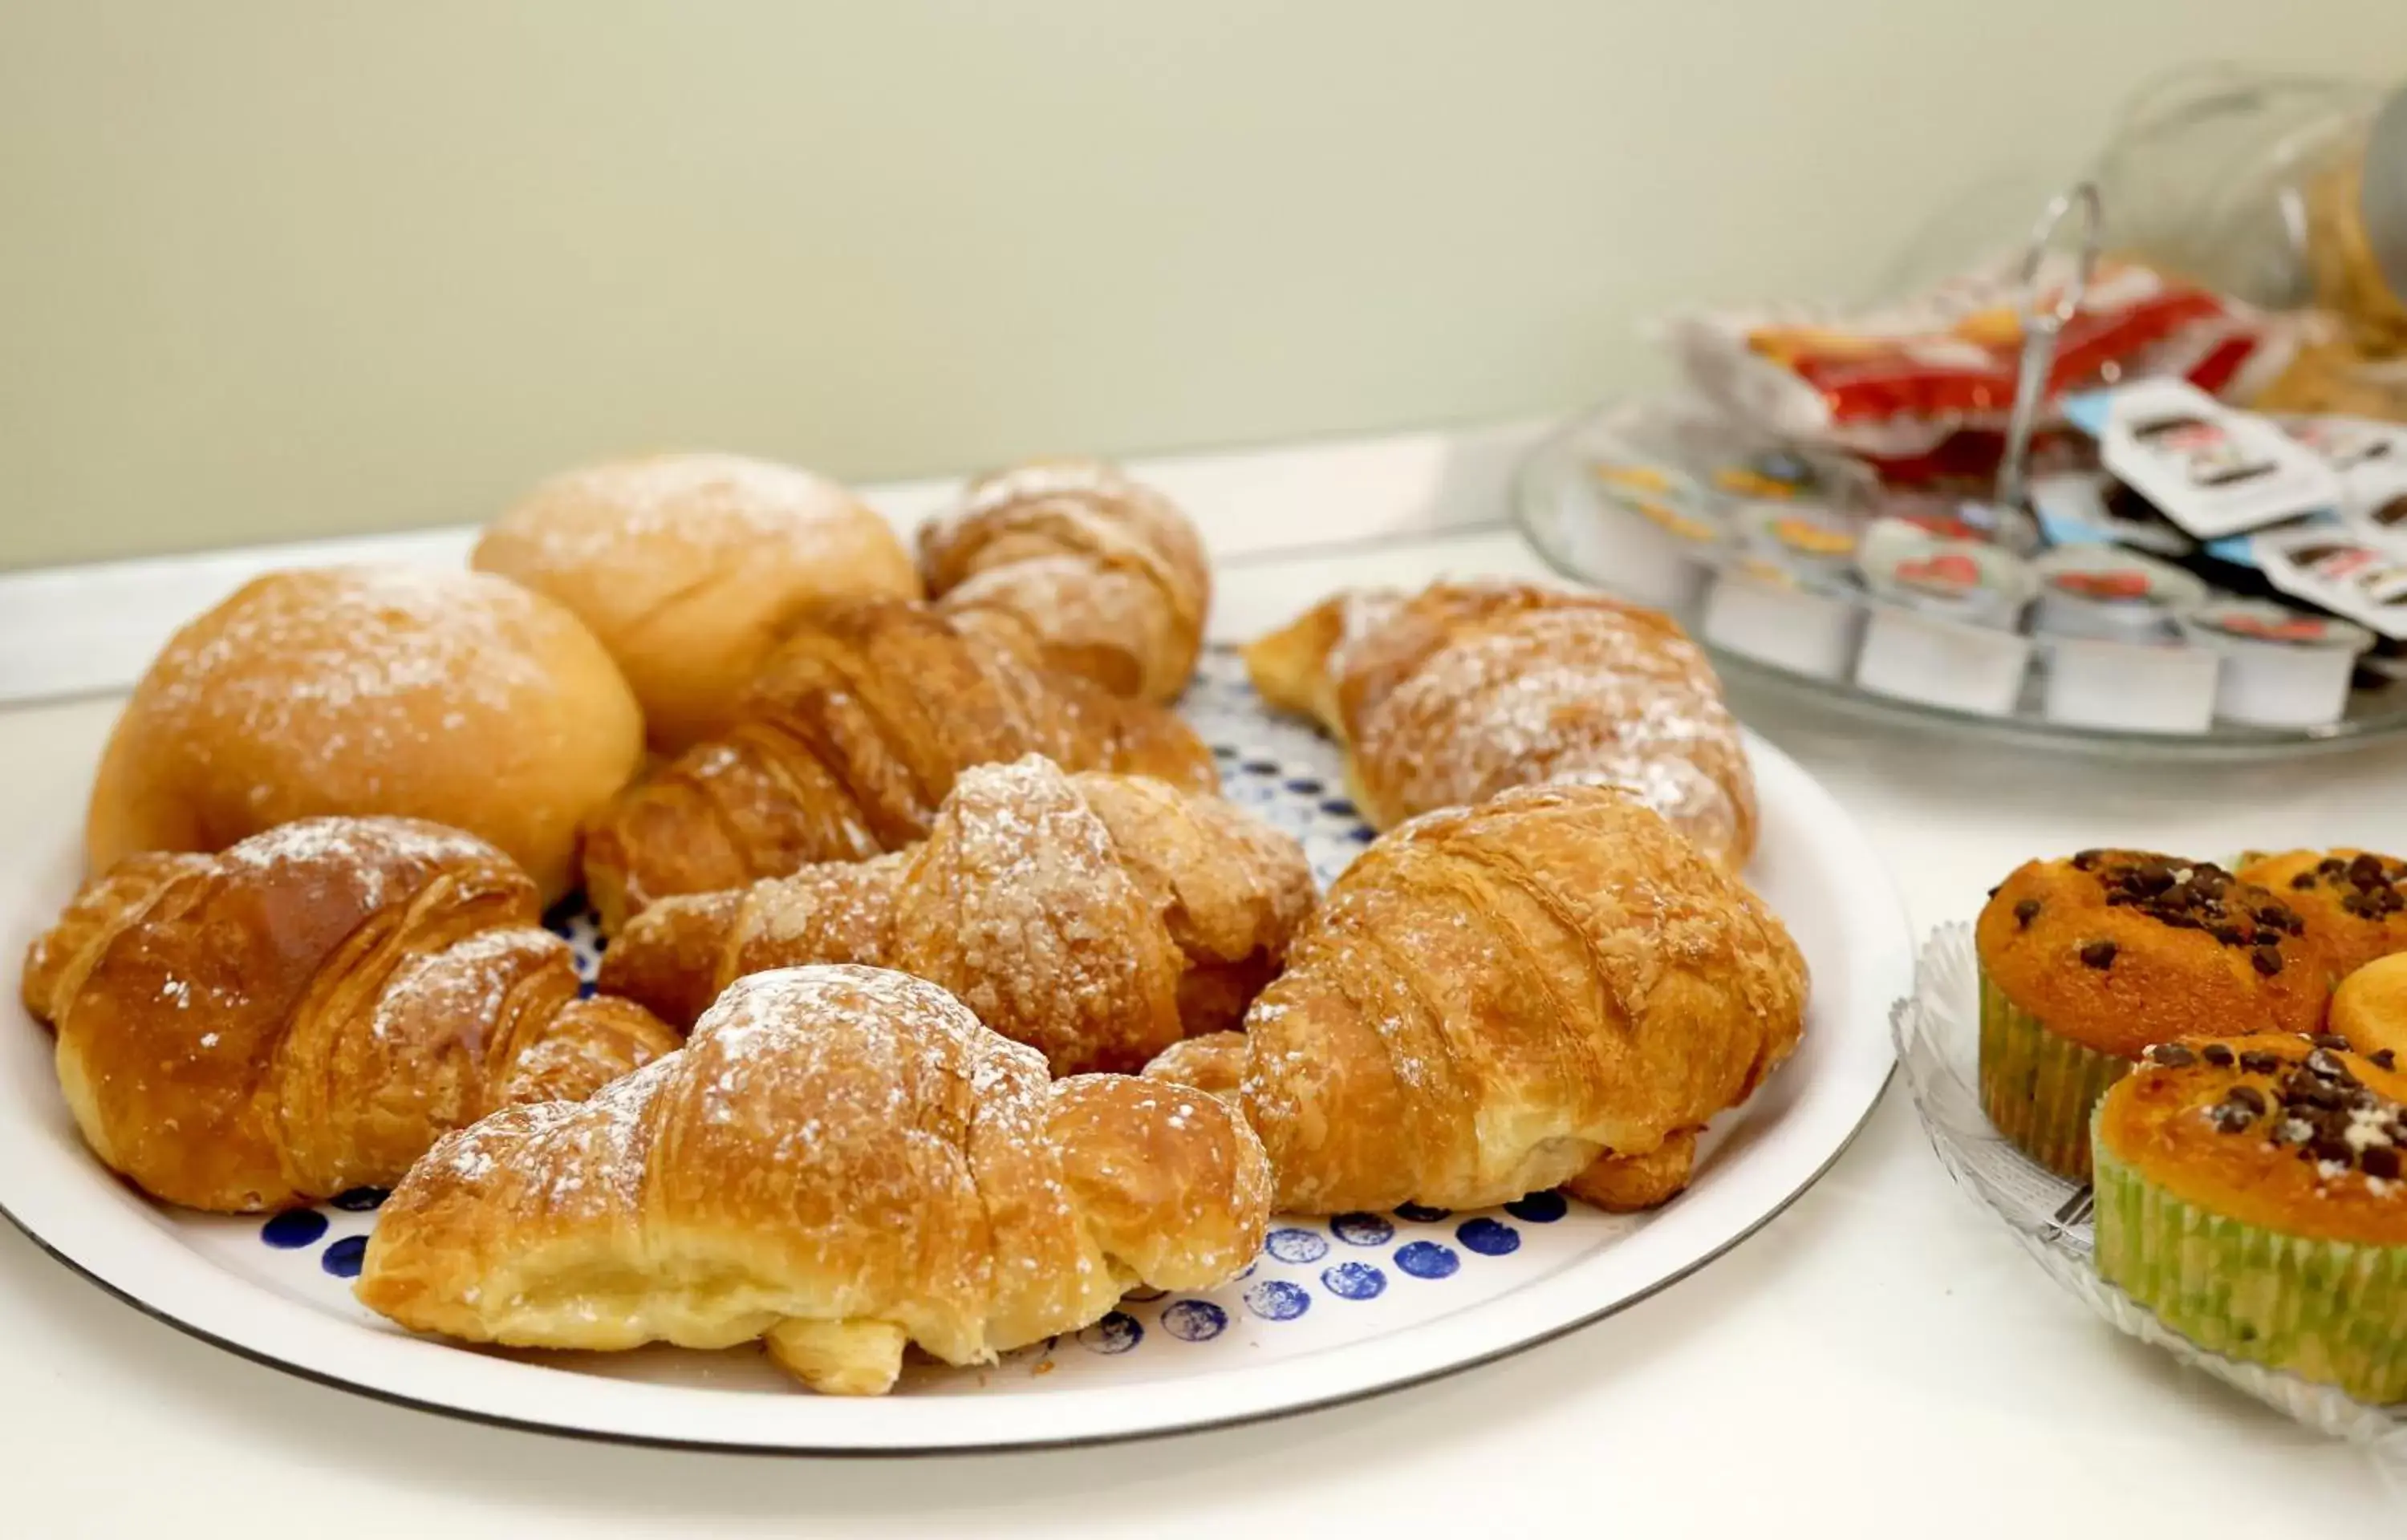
1978, 967, 2131, 1181
2092, 1139, 2407, 1406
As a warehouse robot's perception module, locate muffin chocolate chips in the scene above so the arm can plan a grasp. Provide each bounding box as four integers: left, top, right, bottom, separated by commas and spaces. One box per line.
2088, 855, 2307, 963
2175, 1039, 2407, 1182
2291, 852, 2407, 921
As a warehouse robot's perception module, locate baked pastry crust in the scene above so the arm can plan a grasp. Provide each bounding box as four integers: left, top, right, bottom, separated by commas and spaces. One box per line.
473, 453, 921, 753
919, 459, 1210, 703
2098, 1033, 2407, 1246
2237, 848, 2407, 979
85, 565, 644, 903
577, 599, 1218, 930
600, 756, 1314, 1074
1242, 582, 1756, 869
1145, 784, 1806, 1213
355, 965, 1271, 1395
22, 817, 677, 1212
1978, 851, 2331, 1060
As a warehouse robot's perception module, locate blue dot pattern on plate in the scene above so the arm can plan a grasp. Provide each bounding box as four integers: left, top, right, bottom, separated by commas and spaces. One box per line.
1394, 1241, 1459, 1279
1077, 1311, 1144, 1355
321, 1235, 368, 1278
1159, 1299, 1228, 1342
1456, 1218, 1521, 1256
1243, 1279, 1312, 1322
1330, 1212, 1394, 1246
1394, 1202, 1451, 1224
1505, 1190, 1569, 1223
1321, 1261, 1387, 1300
1264, 1226, 1329, 1264
260, 1209, 327, 1249
328, 1186, 388, 1213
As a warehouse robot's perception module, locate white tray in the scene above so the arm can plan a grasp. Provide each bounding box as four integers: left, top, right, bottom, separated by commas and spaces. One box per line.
0, 650, 1910, 1453
1891, 922, 2407, 1463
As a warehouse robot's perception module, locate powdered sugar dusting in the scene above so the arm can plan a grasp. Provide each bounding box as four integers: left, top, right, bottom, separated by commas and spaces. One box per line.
370, 961, 1267, 1368
219, 817, 501, 912
896, 757, 1183, 1074
1343, 590, 1752, 865
494, 454, 868, 574
369, 926, 556, 1044
142, 565, 557, 770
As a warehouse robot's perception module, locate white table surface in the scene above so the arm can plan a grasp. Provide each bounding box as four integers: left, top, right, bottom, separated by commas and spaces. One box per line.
2, 430, 2403, 1534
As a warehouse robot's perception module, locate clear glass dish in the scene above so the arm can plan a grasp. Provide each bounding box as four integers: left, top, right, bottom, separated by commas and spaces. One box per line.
1892, 922, 2407, 1460
1513, 400, 2407, 762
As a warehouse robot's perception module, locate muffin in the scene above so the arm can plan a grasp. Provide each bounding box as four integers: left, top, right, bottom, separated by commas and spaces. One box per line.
2238, 849, 2407, 979
1976, 850, 2331, 1179
2330, 954, 2407, 1065
2092, 1032, 2407, 1404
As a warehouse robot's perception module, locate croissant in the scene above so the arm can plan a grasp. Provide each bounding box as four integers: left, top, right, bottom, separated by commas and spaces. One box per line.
919, 459, 1211, 703
356, 964, 1271, 1396
1144, 784, 1807, 1214
1244, 580, 1758, 869
578, 599, 1217, 931
599, 756, 1316, 1074
22, 817, 679, 1213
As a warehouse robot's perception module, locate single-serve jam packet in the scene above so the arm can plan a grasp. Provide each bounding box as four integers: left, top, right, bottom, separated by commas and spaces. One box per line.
2031, 545, 2207, 642
1575, 456, 1731, 611
1697, 505, 1870, 679
2178, 599, 2373, 727
1850, 518, 2038, 715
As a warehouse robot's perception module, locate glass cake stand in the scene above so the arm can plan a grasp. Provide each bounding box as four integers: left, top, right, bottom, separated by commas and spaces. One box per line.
1512, 400, 2407, 763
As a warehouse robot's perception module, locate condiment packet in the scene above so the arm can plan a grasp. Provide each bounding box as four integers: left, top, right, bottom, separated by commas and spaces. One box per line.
2178, 600, 2373, 728
2067, 379, 2341, 541
1857, 517, 2037, 628
2027, 472, 2198, 557
2031, 545, 2207, 643
2253, 525, 2407, 640
1660, 256, 2300, 464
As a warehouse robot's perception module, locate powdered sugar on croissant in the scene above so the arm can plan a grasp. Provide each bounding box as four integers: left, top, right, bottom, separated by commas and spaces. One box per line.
356, 965, 1271, 1395
1244, 580, 1757, 869
599, 756, 1316, 1074
22, 817, 678, 1212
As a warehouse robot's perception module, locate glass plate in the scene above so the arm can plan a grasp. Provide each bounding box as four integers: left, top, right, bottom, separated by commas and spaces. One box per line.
1891, 921, 2407, 1461
1513, 401, 2407, 762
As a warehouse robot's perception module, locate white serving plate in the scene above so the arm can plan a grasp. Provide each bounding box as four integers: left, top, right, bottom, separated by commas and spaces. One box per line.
0, 651, 1910, 1453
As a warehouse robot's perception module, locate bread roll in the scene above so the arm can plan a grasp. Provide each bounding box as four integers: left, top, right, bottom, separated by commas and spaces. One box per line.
86, 565, 643, 902
473, 454, 922, 751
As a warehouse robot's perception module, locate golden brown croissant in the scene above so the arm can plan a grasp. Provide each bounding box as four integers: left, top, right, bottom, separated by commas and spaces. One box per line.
1145, 784, 1806, 1214
1244, 580, 1758, 869
357, 964, 1271, 1395
578, 599, 1218, 931
22, 817, 680, 1213
919, 459, 1211, 703
599, 756, 1315, 1074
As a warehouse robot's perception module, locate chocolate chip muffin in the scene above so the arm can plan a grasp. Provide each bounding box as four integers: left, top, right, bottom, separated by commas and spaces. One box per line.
2239, 848, 2407, 979
1975, 850, 2331, 1179
2330, 953, 2407, 1064
2092, 1033, 2407, 1404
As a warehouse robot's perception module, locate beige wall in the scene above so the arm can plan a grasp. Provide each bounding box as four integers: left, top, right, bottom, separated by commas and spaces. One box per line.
4, 4, 2405, 569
